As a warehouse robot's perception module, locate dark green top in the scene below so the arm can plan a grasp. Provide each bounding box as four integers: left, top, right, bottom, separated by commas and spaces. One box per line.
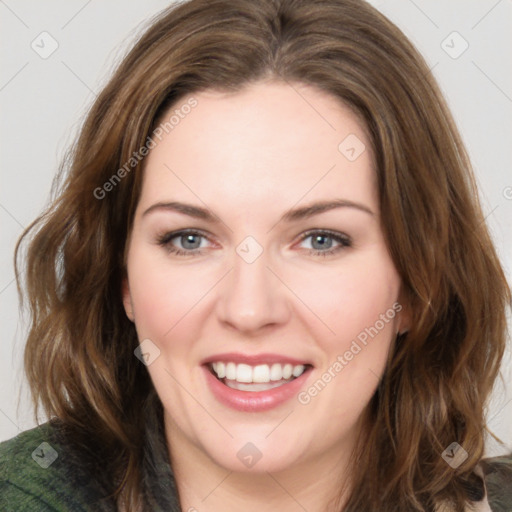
0, 391, 180, 511
1, 396, 511, 511
0, 419, 115, 511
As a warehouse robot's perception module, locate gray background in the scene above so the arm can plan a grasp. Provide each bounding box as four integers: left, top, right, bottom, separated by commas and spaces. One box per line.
1, 0, 511, 456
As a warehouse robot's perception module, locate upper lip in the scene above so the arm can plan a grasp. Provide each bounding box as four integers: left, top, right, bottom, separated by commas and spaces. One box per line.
201, 352, 313, 367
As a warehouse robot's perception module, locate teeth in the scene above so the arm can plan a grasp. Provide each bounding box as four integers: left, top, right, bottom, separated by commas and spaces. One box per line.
270, 363, 282, 381
226, 362, 236, 380
253, 364, 270, 383
292, 365, 304, 377
216, 362, 226, 378
282, 364, 293, 379
210, 362, 307, 384
225, 380, 291, 391
237, 364, 253, 383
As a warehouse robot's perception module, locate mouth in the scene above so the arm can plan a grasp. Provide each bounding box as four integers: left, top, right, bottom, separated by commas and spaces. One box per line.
201, 353, 314, 412
207, 361, 312, 392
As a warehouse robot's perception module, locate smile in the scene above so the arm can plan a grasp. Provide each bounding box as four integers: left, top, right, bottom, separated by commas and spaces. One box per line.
202, 353, 314, 411
210, 361, 308, 390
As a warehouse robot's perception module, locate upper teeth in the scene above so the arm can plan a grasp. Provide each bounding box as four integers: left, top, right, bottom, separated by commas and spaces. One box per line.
211, 362, 306, 383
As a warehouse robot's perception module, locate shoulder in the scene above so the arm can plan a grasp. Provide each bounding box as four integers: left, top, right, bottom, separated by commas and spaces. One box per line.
445, 454, 512, 512
478, 453, 512, 512
0, 420, 116, 511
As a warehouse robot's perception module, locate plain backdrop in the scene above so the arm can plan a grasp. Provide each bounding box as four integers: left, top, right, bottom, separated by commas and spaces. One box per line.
1, 0, 511, 456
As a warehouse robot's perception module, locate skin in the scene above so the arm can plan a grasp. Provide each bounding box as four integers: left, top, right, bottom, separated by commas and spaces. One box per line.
122, 80, 410, 511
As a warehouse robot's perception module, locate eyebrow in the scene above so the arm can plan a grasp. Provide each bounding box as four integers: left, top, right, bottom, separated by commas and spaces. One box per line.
142, 198, 374, 223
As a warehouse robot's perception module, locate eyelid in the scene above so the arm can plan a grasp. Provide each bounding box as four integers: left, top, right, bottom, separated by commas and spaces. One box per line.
156, 228, 215, 248
294, 229, 352, 255
296, 228, 351, 243
156, 228, 352, 257
158, 228, 211, 241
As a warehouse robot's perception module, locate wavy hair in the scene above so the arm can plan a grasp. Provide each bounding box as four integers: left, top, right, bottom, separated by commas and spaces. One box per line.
15, 0, 511, 510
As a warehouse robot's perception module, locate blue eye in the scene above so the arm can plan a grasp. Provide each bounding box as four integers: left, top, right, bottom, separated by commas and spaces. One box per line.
156, 230, 210, 256
297, 230, 352, 257
156, 229, 351, 257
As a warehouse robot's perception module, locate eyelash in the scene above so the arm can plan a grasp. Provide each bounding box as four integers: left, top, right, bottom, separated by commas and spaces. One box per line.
156, 229, 352, 258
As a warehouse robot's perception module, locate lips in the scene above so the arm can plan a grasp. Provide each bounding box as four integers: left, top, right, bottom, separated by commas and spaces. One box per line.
201, 352, 314, 412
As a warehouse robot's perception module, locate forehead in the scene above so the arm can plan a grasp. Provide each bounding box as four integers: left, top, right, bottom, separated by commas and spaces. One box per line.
138, 81, 377, 217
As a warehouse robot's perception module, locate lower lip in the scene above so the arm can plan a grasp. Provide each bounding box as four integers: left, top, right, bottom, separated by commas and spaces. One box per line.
202, 365, 312, 412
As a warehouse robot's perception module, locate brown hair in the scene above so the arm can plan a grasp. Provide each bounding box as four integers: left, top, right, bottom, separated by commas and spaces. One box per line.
15, 0, 511, 510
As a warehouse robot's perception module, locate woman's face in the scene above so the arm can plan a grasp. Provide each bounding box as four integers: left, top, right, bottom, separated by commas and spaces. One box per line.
123, 80, 408, 475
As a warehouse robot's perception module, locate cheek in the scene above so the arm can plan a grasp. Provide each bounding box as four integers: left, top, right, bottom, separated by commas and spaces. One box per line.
292, 255, 401, 352
127, 250, 208, 338
295, 260, 400, 420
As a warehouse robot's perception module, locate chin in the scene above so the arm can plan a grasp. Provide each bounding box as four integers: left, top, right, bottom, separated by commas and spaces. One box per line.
199, 434, 307, 474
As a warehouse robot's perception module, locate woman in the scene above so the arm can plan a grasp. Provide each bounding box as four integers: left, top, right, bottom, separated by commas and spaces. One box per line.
1, 0, 510, 510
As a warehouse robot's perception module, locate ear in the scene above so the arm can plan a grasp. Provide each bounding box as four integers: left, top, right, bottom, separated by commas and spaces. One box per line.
122, 276, 135, 322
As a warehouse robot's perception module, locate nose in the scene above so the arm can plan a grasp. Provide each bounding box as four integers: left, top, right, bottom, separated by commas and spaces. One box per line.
216, 247, 291, 334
